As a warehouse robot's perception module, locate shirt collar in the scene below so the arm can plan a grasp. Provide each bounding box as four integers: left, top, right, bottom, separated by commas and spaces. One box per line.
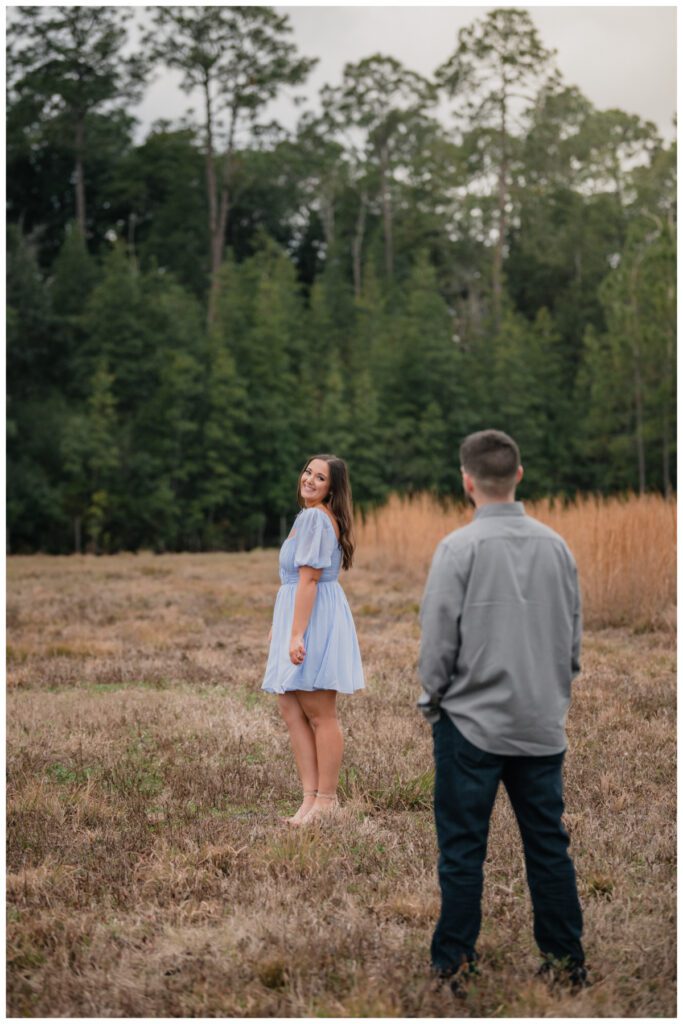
473, 501, 525, 519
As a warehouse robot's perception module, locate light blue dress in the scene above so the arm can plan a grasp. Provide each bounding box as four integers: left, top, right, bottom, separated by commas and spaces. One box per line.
261, 507, 365, 695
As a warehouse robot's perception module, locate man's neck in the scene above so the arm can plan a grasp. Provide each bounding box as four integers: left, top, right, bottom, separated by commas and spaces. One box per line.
472, 493, 517, 509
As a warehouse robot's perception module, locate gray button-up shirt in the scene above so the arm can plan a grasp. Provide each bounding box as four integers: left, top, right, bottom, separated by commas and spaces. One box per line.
418, 502, 581, 756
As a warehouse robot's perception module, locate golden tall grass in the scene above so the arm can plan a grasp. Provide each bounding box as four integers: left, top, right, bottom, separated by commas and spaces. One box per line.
356, 492, 676, 630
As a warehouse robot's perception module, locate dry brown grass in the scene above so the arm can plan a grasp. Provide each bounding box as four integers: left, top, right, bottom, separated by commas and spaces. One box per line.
6, 527, 676, 1017
356, 492, 677, 630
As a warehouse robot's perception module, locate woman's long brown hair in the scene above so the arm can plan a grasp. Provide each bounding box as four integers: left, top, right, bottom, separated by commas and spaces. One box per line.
297, 454, 355, 570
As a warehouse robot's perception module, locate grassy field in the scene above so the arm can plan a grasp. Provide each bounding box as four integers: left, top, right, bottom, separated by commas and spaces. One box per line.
6, 501, 676, 1017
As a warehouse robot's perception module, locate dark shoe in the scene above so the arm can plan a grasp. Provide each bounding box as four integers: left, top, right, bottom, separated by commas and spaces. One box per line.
537, 956, 589, 992
433, 958, 479, 996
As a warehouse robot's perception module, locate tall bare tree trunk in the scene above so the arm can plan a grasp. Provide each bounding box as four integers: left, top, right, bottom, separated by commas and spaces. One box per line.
380, 144, 393, 281
127, 211, 138, 271
208, 183, 229, 327
202, 79, 222, 327
74, 116, 87, 236
492, 93, 508, 328
204, 79, 219, 328
206, 101, 236, 328
320, 188, 335, 250
468, 282, 482, 339
352, 192, 368, 300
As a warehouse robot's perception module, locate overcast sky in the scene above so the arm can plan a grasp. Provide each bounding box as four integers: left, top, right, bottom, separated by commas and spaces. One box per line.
6, 4, 677, 143
129, 5, 677, 144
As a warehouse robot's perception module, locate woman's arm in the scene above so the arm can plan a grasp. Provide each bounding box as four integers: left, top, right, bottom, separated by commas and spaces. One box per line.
290, 565, 322, 664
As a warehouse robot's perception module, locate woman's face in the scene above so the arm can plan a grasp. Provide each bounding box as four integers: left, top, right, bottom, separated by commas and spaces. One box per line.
300, 459, 331, 506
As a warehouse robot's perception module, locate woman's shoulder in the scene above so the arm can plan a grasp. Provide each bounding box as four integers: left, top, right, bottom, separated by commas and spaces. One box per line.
299, 506, 339, 539
298, 505, 330, 524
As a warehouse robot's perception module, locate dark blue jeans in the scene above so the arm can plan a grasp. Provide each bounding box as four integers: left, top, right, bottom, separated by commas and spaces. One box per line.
431, 713, 584, 972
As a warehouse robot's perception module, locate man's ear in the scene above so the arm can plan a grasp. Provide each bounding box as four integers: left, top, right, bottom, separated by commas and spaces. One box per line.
462, 470, 476, 495
516, 465, 524, 485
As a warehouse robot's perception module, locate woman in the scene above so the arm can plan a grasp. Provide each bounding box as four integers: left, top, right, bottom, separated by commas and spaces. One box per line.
262, 454, 365, 825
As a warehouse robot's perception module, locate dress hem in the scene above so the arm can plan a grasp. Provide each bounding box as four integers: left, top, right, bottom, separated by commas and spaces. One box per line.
262, 683, 365, 695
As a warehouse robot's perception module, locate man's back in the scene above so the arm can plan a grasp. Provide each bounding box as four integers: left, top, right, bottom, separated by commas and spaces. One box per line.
420, 430, 587, 988
419, 502, 581, 756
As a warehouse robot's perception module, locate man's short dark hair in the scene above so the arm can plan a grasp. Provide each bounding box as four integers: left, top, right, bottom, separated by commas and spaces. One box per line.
459, 430, 521, 498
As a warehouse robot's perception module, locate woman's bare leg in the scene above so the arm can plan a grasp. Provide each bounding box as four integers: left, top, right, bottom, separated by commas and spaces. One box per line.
296, 690, 343, 819
277, 693, 318, 823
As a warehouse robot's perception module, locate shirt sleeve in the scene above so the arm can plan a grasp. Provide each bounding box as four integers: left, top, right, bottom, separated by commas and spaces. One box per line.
293, 508, 336, 569
417, 541, 466, 723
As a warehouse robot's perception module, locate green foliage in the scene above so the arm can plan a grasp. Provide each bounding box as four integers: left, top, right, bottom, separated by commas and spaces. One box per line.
375, 253, 466, 494
7, 6, 145, 236
49, 224, 100, 396
145, 6, 317, 324
576, 209, 676, 495
8, 7, 144, 117
321, 55, 437, 287
6, 228, 72, 552
7, 101, 136, 266
6, 227, 53, 400
436, 7, 560, 319
211, 238, 308, 539
83, 361, 120, 552
483, 306, 569, 495
5, 6, 676, 551
109, 127, 210, 298
198, 337, 250, 549
8, 396, 72, 554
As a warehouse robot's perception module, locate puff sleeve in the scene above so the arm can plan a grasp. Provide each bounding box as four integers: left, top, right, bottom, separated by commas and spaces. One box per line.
293, 508, 336, 569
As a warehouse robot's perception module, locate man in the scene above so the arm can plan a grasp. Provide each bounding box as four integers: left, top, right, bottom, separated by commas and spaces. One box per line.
418, 429, 586, 993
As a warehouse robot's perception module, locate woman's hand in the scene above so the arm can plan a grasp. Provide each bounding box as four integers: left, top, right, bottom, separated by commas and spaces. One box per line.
289, 633, 305, 665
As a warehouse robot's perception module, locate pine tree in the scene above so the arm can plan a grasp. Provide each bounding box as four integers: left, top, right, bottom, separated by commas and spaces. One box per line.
577, 212, 676, 495
141, 276, 206, 549
346, 367, 388, 506
49, 223, 100, 397
8, 6, 145, 237
80, 243, 146, 405
81, 245, 211, 549
86, 361, 120, 552
6, 228, 67, 551
146, 6, 316, 325
574, 324, 634, 492
198, 337, 250, 548
487, 307, 553, 495
316, 351, 353, 455
213, 238, 306, 541
6, 226, 53, 402
380, 252, 464, 493
436, 7, 559, 325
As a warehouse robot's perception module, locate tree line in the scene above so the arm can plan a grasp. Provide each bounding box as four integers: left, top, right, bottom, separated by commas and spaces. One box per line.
6, 6, 676, 553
